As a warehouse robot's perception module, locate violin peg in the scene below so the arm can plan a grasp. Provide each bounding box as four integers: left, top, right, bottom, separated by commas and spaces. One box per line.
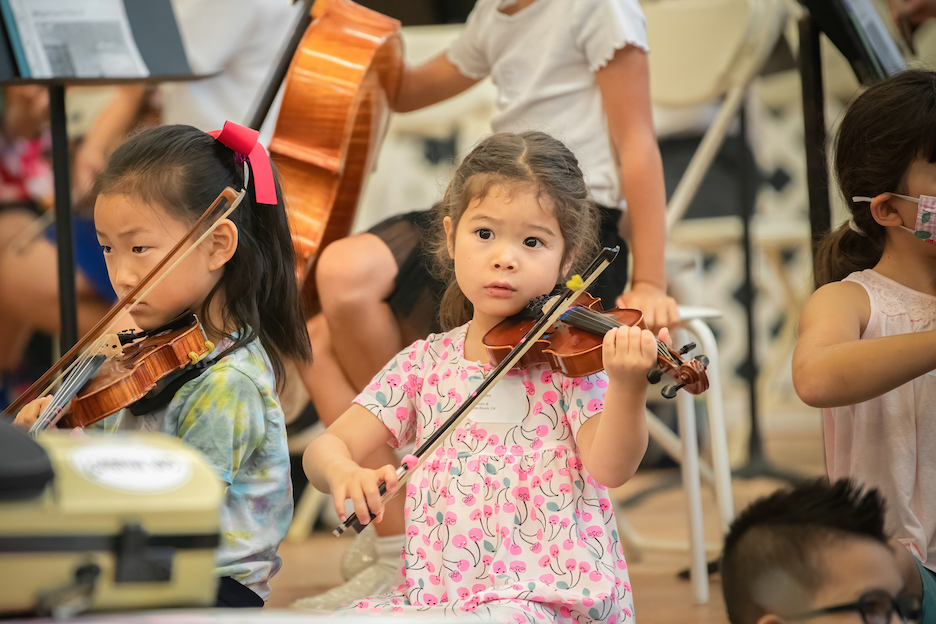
647, 369, 663, 384
661, 383, 685, 399
694, 355, 710, 367
678, 342, 697, 356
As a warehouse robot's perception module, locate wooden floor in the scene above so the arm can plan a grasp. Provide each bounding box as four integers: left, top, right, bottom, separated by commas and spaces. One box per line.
268, 408, 826, 623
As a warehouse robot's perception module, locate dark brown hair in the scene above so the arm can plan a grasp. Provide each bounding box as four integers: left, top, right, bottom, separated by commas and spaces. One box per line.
816, 69, 936, 286
429, 131, 600, 329
93, 124, 311, 387
721, 479, 888, 624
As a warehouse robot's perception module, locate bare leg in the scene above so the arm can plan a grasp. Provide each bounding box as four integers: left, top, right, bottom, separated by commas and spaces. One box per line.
316, 234, 404, 391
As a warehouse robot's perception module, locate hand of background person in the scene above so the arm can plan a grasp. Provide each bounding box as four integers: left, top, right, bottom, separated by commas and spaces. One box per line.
616, 281, 679, 334
894, 0, 936, 26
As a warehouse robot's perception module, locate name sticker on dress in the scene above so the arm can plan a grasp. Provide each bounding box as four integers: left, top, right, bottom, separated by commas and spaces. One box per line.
471, 374, 528, 424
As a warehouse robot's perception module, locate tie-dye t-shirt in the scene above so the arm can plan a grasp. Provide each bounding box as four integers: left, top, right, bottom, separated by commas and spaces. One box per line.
98, 334, 292, 601
345, 323, 634, 623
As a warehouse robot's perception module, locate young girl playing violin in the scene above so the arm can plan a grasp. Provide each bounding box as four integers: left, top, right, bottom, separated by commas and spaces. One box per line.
13, 123, 311, 607
792, 69, 936, 622
301, 131, 664, 621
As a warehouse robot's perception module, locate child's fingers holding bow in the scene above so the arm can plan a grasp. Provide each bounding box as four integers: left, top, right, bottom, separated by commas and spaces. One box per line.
327, 460, 399, 525
602, 325, 662, 389
12, 395, 54, 430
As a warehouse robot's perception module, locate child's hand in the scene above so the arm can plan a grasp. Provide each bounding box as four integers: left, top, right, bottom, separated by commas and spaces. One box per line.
602, 325, 663, 387
326, 460, 399, 526
11, 395, 53, 431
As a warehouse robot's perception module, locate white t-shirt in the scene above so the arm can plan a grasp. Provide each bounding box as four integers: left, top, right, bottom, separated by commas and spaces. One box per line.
162, 0, 299, 141
446, 0, 648, 208
824, 269, 936, 572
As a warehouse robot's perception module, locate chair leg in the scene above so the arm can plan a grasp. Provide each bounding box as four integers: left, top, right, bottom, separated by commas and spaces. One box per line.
684, 318, 735, 532
287, 482, 327, 543
675, 328, 709, 604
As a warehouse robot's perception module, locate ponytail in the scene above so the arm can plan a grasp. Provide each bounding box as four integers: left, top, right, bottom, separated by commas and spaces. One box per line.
813, 222, 884, 286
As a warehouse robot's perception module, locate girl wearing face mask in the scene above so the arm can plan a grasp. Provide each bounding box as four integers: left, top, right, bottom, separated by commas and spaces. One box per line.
792, 69, 936, 624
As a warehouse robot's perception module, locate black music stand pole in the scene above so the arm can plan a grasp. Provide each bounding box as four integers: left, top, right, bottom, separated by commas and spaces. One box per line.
47, 85, 78, 352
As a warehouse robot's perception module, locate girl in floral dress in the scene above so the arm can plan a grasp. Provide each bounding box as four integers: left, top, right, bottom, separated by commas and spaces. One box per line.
302, 131, 664, 622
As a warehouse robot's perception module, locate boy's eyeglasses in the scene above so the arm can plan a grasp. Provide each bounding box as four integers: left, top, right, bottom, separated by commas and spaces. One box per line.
788, 589, 921, 624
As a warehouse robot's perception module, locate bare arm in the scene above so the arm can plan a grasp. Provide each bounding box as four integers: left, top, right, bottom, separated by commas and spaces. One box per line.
302, 403, 398, 524
392, 52, 481, 113
575, 325, 658, 488
793, 281, 936, 407
597, 46, 677, 331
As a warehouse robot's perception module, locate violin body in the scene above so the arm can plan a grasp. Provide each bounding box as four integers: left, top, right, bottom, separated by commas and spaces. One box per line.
270, 0, 403, 309
483, 293, 709, 396
61, 315, 213, 428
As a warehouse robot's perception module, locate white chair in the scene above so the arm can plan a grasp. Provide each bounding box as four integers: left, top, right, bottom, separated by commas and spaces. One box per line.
624, 0, 788, 604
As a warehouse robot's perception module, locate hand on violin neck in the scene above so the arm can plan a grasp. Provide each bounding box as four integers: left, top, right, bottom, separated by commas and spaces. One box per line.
615, 281, 679, 334
11, 395, 53, 430
601, 324, 660, 390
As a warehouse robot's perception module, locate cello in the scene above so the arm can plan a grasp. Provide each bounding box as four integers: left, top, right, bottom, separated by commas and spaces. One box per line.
258, 0, 403, 309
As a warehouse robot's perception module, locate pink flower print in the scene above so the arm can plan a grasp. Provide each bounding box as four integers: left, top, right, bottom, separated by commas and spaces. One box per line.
369, 381, 381, 391
596, 377, 607, 388
558, 467, 570, 477
616, 558, 627, 569
599, 498, 611, 511
540, 573, 555, 584
386, 373, 401, 387
523, 381, 536, 396
488, 434, 499, 445
560, 518, 571, 528
425, 592, 439, 605
515, 487, 530, 502
540, 370, 553, 384
559, 483, 572, 494
503, 501, 515, 513
472, 583, 486, 594
458, 587, 470, 599
416, 547, 427, 560
530, 475, 542, 489
406, 484, 417, 498
587, 526, 604, 538
456, 428, 468, 443
460, 369, 469, 380
531, 542, 542, 554
444, 512, 457, 525
495, 445, 508, 457
483, 505, 494, 518
449, 570, 462, 582
509, 561, 527, 576
587, 398, 603, 412
426, 561, 435, 573
406, 525, 419, 537
492, 480, 501, 490
549, 544, 559, 558
560, 606, 572, 618
482, 554, 493, 566
581, 379, 593, 390
469, 528, 483, 542
427, 373, 439, 386
571, 378, 581, 387
452, 534, 468, 548
534, 424, 549, 437
533, 495, 545, 507
448, 389, 462, 403
402, 361, 412, 372
467, 459, 479, 473
563, 538, 575, 550
471, 483, 480, 494
472, 428, 487, 441
429, 574, 441, 586
356, 600, 369, 611
433, 418, 441, 429
622, 580, 632, 592
424, 394, 437, 407
582, 510, 592, 521
463, 494, 476, 505
548, 515, 560, 526
542, 469, 554, 482
406, 577, 417, 588
560, 415, 570, 428
470, 509, 482, 521
538, 555, 551, 568
395, 407, 408, 421
532, 401, 543, 415
508, 543, 521, 556
578, 561, 591, 573
433, 540, 444, 551
500, 526, 510, 538
531, 439, 542, 449
543, 391, 558, 405
589, 570, 603, 582
457, 558, 470, 571
511, 444, 524, 456
442, 368, 453, 380
564, 558, 577, 571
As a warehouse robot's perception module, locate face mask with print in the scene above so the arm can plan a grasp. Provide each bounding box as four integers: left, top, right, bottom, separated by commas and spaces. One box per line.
853, 193, 936, 243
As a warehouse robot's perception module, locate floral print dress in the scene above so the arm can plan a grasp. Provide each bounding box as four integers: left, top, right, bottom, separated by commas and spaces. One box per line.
343, 323, 635, 622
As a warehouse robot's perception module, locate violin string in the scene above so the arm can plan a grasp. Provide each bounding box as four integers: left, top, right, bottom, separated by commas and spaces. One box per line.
564, 307, 681, 367
34, 335, 110, 430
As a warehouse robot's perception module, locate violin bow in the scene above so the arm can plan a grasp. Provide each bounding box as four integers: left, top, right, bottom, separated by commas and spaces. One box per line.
3, 185, 246, 423
334, 245, 620, 536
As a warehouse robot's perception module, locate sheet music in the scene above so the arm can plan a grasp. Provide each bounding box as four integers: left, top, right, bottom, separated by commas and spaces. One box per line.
843, 0, 906, 76
5, 0, 149, 78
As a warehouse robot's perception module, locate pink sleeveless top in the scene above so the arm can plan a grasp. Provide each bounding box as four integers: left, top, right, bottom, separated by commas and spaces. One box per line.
825, 269, 936, 571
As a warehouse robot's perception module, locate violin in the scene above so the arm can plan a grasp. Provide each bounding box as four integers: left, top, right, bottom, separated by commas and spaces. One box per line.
45, 314, 214, 430
483, 292, 709, 398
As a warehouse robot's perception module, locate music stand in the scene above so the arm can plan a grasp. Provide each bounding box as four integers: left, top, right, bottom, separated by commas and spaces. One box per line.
0, 0, 199, 354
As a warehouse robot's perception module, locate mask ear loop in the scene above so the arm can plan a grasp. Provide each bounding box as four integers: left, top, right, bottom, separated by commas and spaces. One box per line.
853, 193, 920, 204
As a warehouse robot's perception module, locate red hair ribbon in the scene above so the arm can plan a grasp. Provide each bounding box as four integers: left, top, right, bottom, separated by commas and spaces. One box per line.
207, 121, 276, 205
